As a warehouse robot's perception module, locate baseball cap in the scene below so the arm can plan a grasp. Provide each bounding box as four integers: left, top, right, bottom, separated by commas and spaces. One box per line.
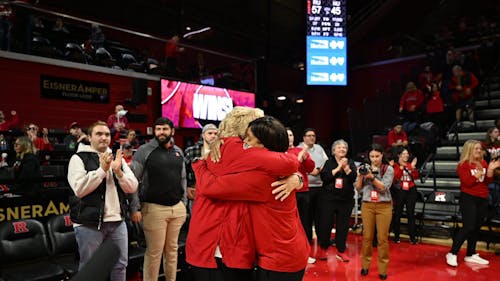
68, 122, 79, 129
202, 123, 218, 134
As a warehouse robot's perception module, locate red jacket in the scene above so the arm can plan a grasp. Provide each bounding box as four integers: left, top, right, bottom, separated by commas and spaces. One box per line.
186, 137, 304, 270
106, 114, 129, 131
399, 89, 424, 112
287, 147, 315, 192
387, 129, 408, 147
449, 72, 479, 102
0, 113, 19, 131
393, 163, 419, 189
457, 160, 492, 199
33, 137, 53, 151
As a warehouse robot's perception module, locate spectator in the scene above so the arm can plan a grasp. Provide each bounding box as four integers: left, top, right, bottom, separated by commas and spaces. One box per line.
11, 136, 40, 198
122, 143, 134, 166
52, 17, 69, 33
184, 123, 218, 201
0, 110, 19, 131
25, 123, 53, 151
318, 139, 357, 262
355, 143, 394, 280
124, 129, 140, 149
425, 82, 446, 136
107, 104, 129, 135
418, 65, 434, 93
63, 122, 88, 152
90, 23, 105, 49
130, 117, 187, 281
286, 128, 316, 264
448, 65, 479, 124
446, 140, 500, 267
399, 81, 424, 130
483, 127, 500, 162
67, 121, 138, 281
165, 34, 184, 76
0, 3, 12, 51
391, 148, 419, 244
495, 119, 500, 130
387, 120, 408, 158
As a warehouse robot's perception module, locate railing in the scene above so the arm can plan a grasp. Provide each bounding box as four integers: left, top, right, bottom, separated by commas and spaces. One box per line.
446, 120, 460, 160
419, 152, 436, 190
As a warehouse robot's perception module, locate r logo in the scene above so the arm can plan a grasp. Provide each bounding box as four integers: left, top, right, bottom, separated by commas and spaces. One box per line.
63, 215, 73, 227
12, 221, 29, 234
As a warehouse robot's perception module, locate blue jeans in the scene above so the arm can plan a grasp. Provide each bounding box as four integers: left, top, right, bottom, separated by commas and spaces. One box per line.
74, 221, 128, 281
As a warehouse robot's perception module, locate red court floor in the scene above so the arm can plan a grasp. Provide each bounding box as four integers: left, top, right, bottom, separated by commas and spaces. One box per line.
303, 233, 499, 281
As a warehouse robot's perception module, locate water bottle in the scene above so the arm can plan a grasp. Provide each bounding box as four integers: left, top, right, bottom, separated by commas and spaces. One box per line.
0, 137, 7, 151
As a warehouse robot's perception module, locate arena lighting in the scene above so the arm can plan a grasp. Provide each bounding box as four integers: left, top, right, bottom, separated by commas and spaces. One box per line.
277, 96, 287, 101
186, 26, 191, 31
296, 98, 304, 103
183, 27, 211, 38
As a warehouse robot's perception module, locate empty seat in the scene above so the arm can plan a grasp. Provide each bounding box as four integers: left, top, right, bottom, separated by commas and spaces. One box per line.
46, 214, 79, 275
0, 219, 66, 281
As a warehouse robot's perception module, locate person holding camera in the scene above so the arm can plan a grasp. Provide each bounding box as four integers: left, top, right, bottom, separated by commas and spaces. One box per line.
355, 143, 394, 280
318, 139, 357, 262
391, 148, 419, 244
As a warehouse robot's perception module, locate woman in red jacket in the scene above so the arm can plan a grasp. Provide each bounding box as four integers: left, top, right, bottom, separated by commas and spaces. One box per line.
193, 116, 309, 281
186, 108, 303, 281
391, 148, 419, 244
446, 140, 500, 267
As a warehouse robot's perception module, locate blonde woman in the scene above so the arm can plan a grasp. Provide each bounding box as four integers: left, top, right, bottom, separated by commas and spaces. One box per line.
12, 136, 41, 197
446, 140, 500, 267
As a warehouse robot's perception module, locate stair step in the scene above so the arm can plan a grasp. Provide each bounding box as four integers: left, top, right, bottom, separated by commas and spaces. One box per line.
475, 99, 500, 108
417, 177, 460, 188
476, 108, 500, 119
425, 160, 458, 172
454, 120, 496, 132
447, 131, 485, 142
436, 146, 462, 156
477, 90, 500, 100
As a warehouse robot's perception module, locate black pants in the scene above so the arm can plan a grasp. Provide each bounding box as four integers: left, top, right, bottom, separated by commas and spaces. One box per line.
256, 267, 304, 281
309, 187, 323, 241
392, 187, 417, 240
317, 195, 354, 252
296, 191, 312, 242
450, 192, 488, 256
190, 258, 255, 281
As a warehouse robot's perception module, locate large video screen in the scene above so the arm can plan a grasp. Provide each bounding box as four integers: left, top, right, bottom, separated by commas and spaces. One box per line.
161, 79, 255, 129
306, 0, 347, 86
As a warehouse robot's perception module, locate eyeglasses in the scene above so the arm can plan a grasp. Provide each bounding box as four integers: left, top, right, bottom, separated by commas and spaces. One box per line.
28, 127, 38, 131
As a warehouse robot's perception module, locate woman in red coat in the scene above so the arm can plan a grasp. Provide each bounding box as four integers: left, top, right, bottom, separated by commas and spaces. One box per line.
193, 116, 309, 281
446, 140, 500, 267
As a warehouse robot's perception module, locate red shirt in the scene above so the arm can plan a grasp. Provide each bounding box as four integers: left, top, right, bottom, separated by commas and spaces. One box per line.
449, 72, 479, 102
426, 90, 444, 113
393, 163, 419, 189
457, 160, 492, 199
33, 137, 53, 151
0, 114, 19, 131
399, 89, 424, 112
187, 137, 306, 271
387, 129, 408, 147
287, 147, 315, 192
106, 114, 129, 131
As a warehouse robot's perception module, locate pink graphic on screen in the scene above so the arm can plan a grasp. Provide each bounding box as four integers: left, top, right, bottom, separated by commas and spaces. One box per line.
161, 79, 255, 128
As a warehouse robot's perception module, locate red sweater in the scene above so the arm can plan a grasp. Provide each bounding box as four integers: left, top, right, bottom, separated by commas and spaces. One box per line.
393, 163, 419, 189
457, 160, 492, 199
449, 72, 479, 102
0, 114, 19, 131
399, 89, 424, 112
426, 90, 444, 113
387, 129, 408, 147
187, 137, 303, 270
287, 147, 315, 192
33, 137, 53, 151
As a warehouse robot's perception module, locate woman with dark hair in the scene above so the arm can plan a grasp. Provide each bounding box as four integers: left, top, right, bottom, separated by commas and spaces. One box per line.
192, 116, 309, 281
316, 139, 357, 262
11, 136, 41, 197
482, 127, 500, 162
391, 147, 419, 244
446, 140, 500, 267
355, 143, 394, 280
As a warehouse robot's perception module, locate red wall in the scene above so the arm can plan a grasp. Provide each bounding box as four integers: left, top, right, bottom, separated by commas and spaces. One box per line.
0, 57, 160, 135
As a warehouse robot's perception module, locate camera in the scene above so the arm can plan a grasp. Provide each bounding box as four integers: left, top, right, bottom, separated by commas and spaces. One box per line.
359, 163, 371, 175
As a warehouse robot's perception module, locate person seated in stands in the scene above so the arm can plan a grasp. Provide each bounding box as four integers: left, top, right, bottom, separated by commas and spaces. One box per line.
418, 65, 434, 93
52, 17, 69, 33
387, 120, 408, 159
25, 123, 53, 151
482, 127, 500, 162
63, 122, 88, 152
107, 104, 129, 136
10, 136, 41, 198
90, 23, 105, 48
0, 110, 19, 131
122, 143, 134, 166
448, 65, 479, 125
399, 81, 424, 132
124, 129, 140, 149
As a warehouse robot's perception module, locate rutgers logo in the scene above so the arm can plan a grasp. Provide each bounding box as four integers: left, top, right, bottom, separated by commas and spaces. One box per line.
12, 221, 29, 234
63, 215, 73, 227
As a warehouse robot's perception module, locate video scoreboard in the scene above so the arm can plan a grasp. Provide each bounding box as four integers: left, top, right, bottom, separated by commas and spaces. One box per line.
306, 0, 347, 86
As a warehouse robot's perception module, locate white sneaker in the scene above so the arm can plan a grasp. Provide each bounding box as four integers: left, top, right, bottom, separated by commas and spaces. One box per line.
308, 257, 316, 264
446, 253, 458, 267
464, 254, 489, 265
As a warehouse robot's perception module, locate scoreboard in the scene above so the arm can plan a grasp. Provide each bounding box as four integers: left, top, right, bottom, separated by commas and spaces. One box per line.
306, 0, 347, 86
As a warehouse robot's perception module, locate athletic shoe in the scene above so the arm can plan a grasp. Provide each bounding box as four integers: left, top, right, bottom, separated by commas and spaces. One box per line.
446, 253, 458, 267
308, 257, 316, 264
464, 254, 489, 265
336, 252, 350, 262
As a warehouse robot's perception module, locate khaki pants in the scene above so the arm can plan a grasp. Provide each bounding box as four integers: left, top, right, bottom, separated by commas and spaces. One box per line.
361, 201, 392, 275
142, 201, 187, 281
